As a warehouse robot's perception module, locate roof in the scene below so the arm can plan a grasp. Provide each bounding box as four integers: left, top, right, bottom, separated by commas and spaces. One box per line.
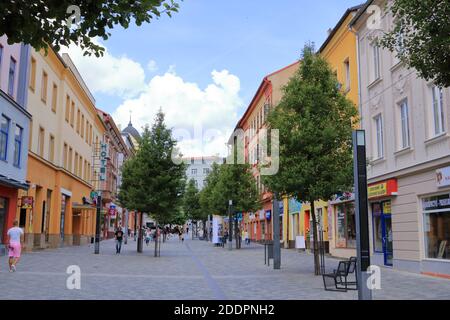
122, 120, 141, 141
349, 0, 374, 28
318, 3, 366, 53
235, 61, 300, 130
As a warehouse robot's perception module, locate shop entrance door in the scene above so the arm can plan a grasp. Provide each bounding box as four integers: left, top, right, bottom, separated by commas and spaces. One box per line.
382, 215, 393, 266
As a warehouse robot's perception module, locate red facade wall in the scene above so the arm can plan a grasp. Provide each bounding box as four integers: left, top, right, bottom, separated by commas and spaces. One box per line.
0, 185, 19, 243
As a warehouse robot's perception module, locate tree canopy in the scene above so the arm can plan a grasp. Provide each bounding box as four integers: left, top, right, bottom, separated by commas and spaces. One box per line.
183, 179, 203, 222
199, 162, 260, 217
380, 0, 450, 88
0, 0, 181, 57
262, 44, 357, 274
119, 110, 186, 226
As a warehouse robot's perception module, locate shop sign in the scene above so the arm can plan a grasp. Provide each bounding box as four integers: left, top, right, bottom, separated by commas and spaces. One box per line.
279, 201, 284, 215
259, 210, 265, 220
422, 194, 450, 211
99, 142, 108, 181
383, 202, 391, 214
21, 196, 33, 209
288, 198, 302, 214
368, 179, 398, 199
265, 210, 271, 220
436, 166, 450, 188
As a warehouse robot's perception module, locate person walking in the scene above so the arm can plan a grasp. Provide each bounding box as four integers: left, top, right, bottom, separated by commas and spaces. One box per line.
245, 230, 250, 245
7, 221, 23, 272
145, 229, 151, 246
115, 227, 124, 254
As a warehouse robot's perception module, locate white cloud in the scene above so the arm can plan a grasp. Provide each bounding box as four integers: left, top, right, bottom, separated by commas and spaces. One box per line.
60, 39, 146, 99
113, 68, 243, 157
147, 60, 158, 72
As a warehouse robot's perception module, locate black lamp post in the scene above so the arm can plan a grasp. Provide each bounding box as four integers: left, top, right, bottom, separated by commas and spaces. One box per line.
228, 200, 233, 250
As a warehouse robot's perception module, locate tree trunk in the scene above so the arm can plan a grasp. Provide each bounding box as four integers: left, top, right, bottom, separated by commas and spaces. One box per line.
310, 200, 321, 276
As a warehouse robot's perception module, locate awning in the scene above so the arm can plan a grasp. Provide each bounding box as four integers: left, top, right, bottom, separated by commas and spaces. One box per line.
0, 175, 29, 190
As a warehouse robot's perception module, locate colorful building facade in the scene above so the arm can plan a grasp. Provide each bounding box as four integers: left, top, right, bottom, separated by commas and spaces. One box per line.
315, 5, 362, 258
17, 48, 106, 249
235, 61, 300, 242
0, 36, 31, 249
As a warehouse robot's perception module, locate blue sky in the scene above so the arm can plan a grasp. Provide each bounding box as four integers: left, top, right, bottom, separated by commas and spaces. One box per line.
64, 0, 364, 156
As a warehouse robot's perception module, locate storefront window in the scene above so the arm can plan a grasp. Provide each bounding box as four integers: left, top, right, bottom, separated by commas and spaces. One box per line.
335, 202, 356, 248
373, 203, 383, 252
423, 194, 450, 260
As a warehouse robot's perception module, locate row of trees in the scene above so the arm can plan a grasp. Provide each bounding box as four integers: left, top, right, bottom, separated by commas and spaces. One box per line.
182, 162, 260, 243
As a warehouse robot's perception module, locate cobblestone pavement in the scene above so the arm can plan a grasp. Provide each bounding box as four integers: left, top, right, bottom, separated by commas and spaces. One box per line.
1, 236, 449, 300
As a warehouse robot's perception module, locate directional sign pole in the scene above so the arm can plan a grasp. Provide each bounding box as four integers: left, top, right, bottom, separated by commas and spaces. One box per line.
353, 130, 372, 300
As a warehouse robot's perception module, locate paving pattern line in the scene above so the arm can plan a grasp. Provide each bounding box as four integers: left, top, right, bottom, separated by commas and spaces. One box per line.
184, 242, 227, 300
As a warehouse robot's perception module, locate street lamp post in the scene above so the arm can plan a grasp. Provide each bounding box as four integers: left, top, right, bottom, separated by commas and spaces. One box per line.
228, 200, 233, 251
94, 193, 102, 254
353, 130, 372, 300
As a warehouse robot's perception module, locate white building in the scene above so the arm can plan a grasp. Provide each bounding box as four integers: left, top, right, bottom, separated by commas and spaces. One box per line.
183, 156, 225, 190
351, 0, 450, 277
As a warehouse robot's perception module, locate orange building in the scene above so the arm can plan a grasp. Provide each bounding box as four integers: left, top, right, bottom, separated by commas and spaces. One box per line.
17, 47, 106, 250
234, 61, 300, 242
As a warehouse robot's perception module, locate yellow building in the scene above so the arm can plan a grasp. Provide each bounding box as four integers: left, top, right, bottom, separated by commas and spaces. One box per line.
18, 47, 107, 250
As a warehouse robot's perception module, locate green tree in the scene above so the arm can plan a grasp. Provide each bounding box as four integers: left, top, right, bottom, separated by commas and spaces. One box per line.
183, 179, 204, 237
119, 110, 186, 250
262, 44, 357, 275
379, 0, 450, 88
0, 0, 181, 57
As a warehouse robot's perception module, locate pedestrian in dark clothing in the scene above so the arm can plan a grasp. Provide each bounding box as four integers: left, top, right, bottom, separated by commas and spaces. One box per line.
115, 227, 124, 254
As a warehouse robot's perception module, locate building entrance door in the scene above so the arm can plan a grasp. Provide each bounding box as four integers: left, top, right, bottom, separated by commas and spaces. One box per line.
0, 197, 7, 244
382, 215, 393, 266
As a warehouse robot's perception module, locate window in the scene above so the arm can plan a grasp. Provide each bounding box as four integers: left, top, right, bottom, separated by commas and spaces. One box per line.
432, 86, 445, 135
65, 95, 70, 122
422, 194, 450, 260
374, 115, 384, 159
85, 120, 89, 143
344, 58, 350, 91
28, 120, 33, 150
13, 125, 23, 167
0, 116, 10, 161
8, 58, 16, 97
81, 114, 84, 138
191, 157, 194, 164
203, 168, 210, 175
191, 168, 197, 175
79, 156, 83, 177
335, 203, 356, 248
68, 147, 73, 172
76, 109, 80, 133
63, 143, 68, 169
372, 43, 381, 81
84, 160, 88, 180
399, 100, 410, 149
70, 102, 75, 127
41, 71, 48, 103
51, 83, 57, 112
49, 135, 55, 162
38, 127, 45, 157
74, 152, 79, 175
29, 57, 36, 91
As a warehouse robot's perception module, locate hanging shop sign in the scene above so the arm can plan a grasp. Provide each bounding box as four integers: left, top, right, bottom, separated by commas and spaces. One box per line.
368, 179, 398, 199
436, 166, 450, 188
99, 142, 108, 181
422, 193, 450, 211
21, 196, 33, 209
279, 201, 284, 215
265, 210, 271, 220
